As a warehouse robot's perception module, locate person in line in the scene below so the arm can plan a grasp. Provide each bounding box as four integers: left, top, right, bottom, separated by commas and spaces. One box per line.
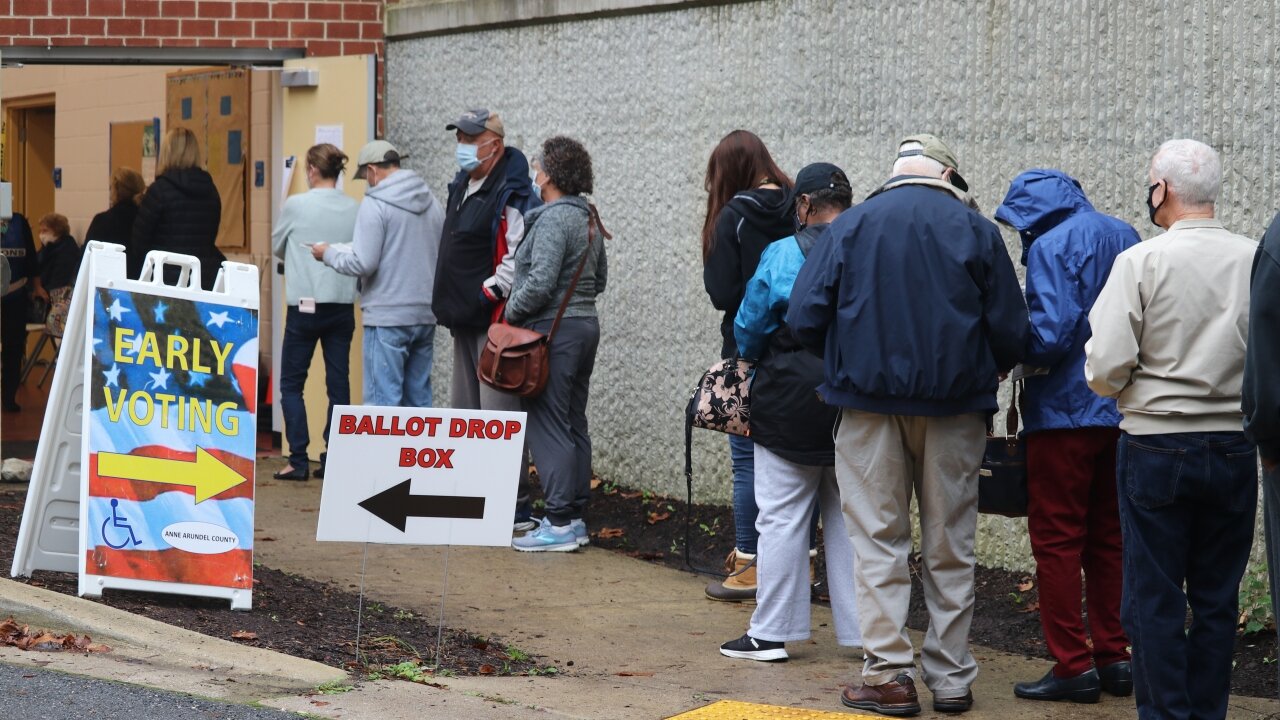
0, 209, 37, 412
1085, 139, 1257, 720
719, 162, 861, 662
433, 109, 541, 533
272, 144, 359, 480
34, 213, 83, 338
312, 140, 443, 408
129, 127, 224, 290
995, 170, 1138, 703
508, 137, 608, 552
1244, 210, 1280, 694
788, 134, 1028, 716
700, 129, 794, 602
85, 168, 146, 246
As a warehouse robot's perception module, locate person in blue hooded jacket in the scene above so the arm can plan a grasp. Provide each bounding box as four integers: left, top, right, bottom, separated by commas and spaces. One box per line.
994, 169, 1139, 703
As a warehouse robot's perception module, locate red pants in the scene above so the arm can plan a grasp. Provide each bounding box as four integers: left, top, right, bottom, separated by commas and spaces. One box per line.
1027, 427, 1129, 677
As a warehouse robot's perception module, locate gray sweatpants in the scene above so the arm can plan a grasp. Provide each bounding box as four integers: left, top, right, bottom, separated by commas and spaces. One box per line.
523, 316, 599, 525
835, 409, 984, 699
450, 327, 530, 499
750, 444, 862, 646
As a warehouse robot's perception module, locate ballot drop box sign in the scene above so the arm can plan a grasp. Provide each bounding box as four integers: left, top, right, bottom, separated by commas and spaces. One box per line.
317, 407, 526, 546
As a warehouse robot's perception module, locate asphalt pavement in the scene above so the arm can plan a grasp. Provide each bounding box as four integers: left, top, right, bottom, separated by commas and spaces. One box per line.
0, 662, 308, 720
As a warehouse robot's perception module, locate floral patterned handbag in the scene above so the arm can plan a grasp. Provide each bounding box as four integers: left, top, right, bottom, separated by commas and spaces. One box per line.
686, 358, 754, 437
681, 357, 754, 573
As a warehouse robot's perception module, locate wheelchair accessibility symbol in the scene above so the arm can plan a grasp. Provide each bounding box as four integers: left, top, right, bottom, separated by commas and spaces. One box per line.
101, 498, 143, 549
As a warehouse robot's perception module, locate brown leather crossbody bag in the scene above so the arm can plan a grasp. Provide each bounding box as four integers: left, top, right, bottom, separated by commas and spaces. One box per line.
478, 204, 609, 398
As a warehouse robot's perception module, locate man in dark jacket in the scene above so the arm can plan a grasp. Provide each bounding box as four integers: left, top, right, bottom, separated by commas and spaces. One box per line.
434, 109, 540, 531
995, 170, 1138, 702
1, 211, 38, 412
788, 134, 1028, 716
1243, 211, 1280, 691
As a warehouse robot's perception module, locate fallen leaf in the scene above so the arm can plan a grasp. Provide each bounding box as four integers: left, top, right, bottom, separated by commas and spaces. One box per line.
311, 701, 330, 707
616, 671, 654, 677
590, 477, 601, 489
478, 664, 496, 675
259, 537, 277, 542
596, 527, 625, 539
230, 631, 258, 641
1016, 577, 1034, 593
619, 491, 643, 500
646, 511, 671, 525
1019, 601, 1040, 614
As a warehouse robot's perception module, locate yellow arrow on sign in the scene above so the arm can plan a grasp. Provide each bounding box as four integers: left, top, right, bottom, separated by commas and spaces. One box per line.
97, 448, 247, 503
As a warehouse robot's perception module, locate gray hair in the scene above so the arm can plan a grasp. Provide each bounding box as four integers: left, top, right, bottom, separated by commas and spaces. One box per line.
891, 154, 946, 178
1151, 139, 1221, 206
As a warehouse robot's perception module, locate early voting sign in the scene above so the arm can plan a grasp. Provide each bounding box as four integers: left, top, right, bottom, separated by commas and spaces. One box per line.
317, 407, 526, 546
12, 243, 260, 609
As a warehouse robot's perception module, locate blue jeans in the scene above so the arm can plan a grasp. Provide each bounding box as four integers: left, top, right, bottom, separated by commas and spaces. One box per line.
279, 304, 354, 468
363, 324, 435, 408
729, 433, 759, 554
1117, 431, 1257, 720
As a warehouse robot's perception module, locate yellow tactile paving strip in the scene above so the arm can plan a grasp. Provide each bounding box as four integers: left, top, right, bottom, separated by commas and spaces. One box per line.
667, 700, 874, 719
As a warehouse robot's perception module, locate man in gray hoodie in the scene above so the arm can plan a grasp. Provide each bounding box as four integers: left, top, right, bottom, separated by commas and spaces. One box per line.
311, 140, 444, 407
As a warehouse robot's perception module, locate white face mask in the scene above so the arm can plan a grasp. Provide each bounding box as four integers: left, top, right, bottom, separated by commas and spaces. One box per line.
39, 233, 54, 244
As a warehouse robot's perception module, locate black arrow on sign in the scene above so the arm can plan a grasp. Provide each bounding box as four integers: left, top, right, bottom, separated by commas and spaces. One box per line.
358, 479, 486, 532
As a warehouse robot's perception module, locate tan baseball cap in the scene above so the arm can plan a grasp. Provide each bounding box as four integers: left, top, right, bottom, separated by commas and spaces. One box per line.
898, 133, 968, 191
353, 140, 407, 180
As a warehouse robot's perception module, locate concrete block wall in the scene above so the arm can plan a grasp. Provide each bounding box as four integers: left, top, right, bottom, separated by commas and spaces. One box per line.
386, 0, 1279, 572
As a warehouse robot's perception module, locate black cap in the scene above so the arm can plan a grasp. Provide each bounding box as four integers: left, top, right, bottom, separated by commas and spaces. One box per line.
787, 162, 850, 209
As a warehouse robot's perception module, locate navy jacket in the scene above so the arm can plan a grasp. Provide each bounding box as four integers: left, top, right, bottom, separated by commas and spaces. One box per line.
1244, 211, 1280, 462
787, 177, 1028, 416
995, 170, 1139, 433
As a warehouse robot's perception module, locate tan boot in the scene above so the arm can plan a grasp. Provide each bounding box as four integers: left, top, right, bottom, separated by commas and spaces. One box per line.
705, 549, 757, 602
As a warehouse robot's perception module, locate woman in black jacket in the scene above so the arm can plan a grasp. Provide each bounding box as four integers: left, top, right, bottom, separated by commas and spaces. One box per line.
85, 167, 145, 246
129, 127, 225, 289
35, 213, 83, 337
700, 130, 793, 602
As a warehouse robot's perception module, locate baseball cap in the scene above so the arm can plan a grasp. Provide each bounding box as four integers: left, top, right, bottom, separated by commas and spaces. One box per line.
786, 162, 850, 209
898, 133, 968, 192
446, 108, 506, 138
353, 140, 407, 180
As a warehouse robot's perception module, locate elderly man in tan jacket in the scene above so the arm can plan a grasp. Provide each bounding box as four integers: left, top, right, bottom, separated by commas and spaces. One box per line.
1084, 138, 1256, 720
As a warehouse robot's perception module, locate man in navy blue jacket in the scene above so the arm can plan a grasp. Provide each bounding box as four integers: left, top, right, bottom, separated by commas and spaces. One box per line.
996, 170, 1138, 703
788, 135, 1027, 716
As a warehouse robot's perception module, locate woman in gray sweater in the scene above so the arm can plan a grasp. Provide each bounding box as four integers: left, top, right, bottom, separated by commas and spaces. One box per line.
508, 136, 608, 552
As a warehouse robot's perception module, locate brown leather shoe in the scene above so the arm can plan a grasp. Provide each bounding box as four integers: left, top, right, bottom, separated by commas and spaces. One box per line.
933, 690, 974, 713
840, 673, 921, 717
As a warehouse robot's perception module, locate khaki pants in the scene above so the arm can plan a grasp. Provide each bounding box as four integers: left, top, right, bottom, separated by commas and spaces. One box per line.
835, 410, 984, 697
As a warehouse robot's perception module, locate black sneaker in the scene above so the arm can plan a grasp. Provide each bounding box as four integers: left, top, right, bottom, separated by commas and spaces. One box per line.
719, 633, 788, 662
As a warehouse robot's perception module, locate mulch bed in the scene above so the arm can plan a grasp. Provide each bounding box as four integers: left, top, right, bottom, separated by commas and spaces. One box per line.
3, 468, 1277, 696
0, 488, 547, 680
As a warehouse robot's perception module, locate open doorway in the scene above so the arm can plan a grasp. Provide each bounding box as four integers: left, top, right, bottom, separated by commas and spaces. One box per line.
3, 96, 56, 228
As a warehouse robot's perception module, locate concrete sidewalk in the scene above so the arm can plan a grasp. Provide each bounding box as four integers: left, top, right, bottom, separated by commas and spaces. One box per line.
1, 468, 1277, 719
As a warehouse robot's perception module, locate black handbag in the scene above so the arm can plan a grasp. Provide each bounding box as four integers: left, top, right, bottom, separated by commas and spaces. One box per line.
979, 380, 1028, 517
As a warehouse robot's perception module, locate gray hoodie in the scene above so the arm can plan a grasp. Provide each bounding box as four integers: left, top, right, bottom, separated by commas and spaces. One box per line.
322, 169, 444, 326
505, 196, 608, 326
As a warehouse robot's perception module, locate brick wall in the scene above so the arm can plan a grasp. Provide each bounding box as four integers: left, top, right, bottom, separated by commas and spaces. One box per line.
1, 0, 386, 133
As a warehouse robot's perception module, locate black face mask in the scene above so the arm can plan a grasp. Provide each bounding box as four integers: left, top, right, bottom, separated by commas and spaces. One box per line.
1146, 181, 1164, 226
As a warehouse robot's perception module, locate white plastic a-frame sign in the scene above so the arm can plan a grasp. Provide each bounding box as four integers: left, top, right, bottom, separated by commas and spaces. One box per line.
12, 243, 260, 610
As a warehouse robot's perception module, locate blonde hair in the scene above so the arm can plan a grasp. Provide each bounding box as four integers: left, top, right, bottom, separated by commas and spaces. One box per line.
157, 127, 202, 176
110, 167, 147, 207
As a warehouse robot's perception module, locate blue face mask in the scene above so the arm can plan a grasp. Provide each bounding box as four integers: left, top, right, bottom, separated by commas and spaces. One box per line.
456, 139, 496, 172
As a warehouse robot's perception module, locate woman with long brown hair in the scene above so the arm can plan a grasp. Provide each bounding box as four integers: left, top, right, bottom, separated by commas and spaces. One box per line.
85, 167, 146, 247
701, 129, 793, 602
129, 127, 224, 289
